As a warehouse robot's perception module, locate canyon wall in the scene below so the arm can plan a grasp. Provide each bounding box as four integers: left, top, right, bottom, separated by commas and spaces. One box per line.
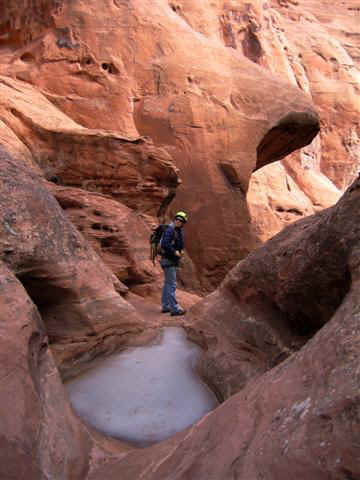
1, 155, 358, 479
2, 0, 357, 290
0, 1, 359, 478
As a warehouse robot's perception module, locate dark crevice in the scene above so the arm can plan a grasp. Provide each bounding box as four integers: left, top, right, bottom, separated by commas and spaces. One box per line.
20, 52, 35, 63
276, 266, 352, 338
16, 270, 84, 347
28, 330, 49, 394
218, 163, 246, 194
101, 225, 113, 232
276, 206, 302, 216
287, 208, 302, 215
91, 223, 115, 233
256, 112, 320, 171
55, 196, 84, 209
157, 188, 176, 220
100, 237, 117, 248
82, 56, 93, 66
17, 272, 74, 311
286, 177, 291, 192
101, 62, 119, 75
286, 311, 321, 338
241, 27, 263, 63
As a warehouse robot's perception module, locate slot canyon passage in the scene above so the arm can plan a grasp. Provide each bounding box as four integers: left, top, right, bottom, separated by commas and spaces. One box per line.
0, 0, 360, 479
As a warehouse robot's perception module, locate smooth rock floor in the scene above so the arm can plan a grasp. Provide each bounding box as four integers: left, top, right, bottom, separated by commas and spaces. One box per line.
66, 327, 218, 446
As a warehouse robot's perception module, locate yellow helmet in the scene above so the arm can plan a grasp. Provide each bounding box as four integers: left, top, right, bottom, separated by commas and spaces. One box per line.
175, 211, 188, 223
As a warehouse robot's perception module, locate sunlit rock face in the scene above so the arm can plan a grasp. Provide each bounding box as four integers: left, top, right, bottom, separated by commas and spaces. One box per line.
243, 0, 360, 240
0, 0, 358, 290
66, 328, 218, 446
0, 0, 322, 290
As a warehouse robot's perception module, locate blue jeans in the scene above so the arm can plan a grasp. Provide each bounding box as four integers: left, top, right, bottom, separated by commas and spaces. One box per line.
161, 261, 180, 313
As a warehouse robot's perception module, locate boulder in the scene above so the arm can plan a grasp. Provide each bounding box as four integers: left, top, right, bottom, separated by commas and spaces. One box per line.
185, 174, 359, 400
0, 262, 92, 480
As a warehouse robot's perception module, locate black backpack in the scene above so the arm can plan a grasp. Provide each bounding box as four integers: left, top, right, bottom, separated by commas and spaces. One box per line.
149, 224, 175, 264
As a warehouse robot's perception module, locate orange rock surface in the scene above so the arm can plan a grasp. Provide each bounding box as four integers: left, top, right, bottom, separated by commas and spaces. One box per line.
0, 0, 339, 289
0, 1, 359, 478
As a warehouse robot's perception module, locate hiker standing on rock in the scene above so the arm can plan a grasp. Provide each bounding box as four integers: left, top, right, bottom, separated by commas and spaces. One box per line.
160, 211, 188, 316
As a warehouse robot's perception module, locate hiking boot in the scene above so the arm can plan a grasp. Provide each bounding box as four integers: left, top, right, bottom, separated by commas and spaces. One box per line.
161, 308, 171, 313
171, 309, 186, 316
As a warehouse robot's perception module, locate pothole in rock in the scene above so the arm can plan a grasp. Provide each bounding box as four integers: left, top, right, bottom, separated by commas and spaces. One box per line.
66, 327, 218, 446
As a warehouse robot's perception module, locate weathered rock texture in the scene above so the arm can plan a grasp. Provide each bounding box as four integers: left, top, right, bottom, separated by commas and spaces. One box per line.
49, 184, 157, 288
0, 0, 331, 290
0, 261, 92, 479
0, 75, 179, 215
185, 175, 358, 400
246, 0, 360, 241
0, 146, 152, 378
0, 3, 358, 474
0, 73, 184, 299
1, 0, 358, 287
1, 164, 359, 479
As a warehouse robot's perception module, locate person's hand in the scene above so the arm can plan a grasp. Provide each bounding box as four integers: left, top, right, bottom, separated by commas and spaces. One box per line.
175, 250, 182, 257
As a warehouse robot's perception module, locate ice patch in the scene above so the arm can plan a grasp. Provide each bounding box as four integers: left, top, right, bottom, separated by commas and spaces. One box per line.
66, 327, 218, 446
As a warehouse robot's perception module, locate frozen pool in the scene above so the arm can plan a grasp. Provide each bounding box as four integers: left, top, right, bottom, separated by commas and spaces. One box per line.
66, 327, 218, 446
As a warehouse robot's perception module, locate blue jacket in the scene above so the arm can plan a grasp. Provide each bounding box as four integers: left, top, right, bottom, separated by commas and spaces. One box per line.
161, 222, 184, 266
